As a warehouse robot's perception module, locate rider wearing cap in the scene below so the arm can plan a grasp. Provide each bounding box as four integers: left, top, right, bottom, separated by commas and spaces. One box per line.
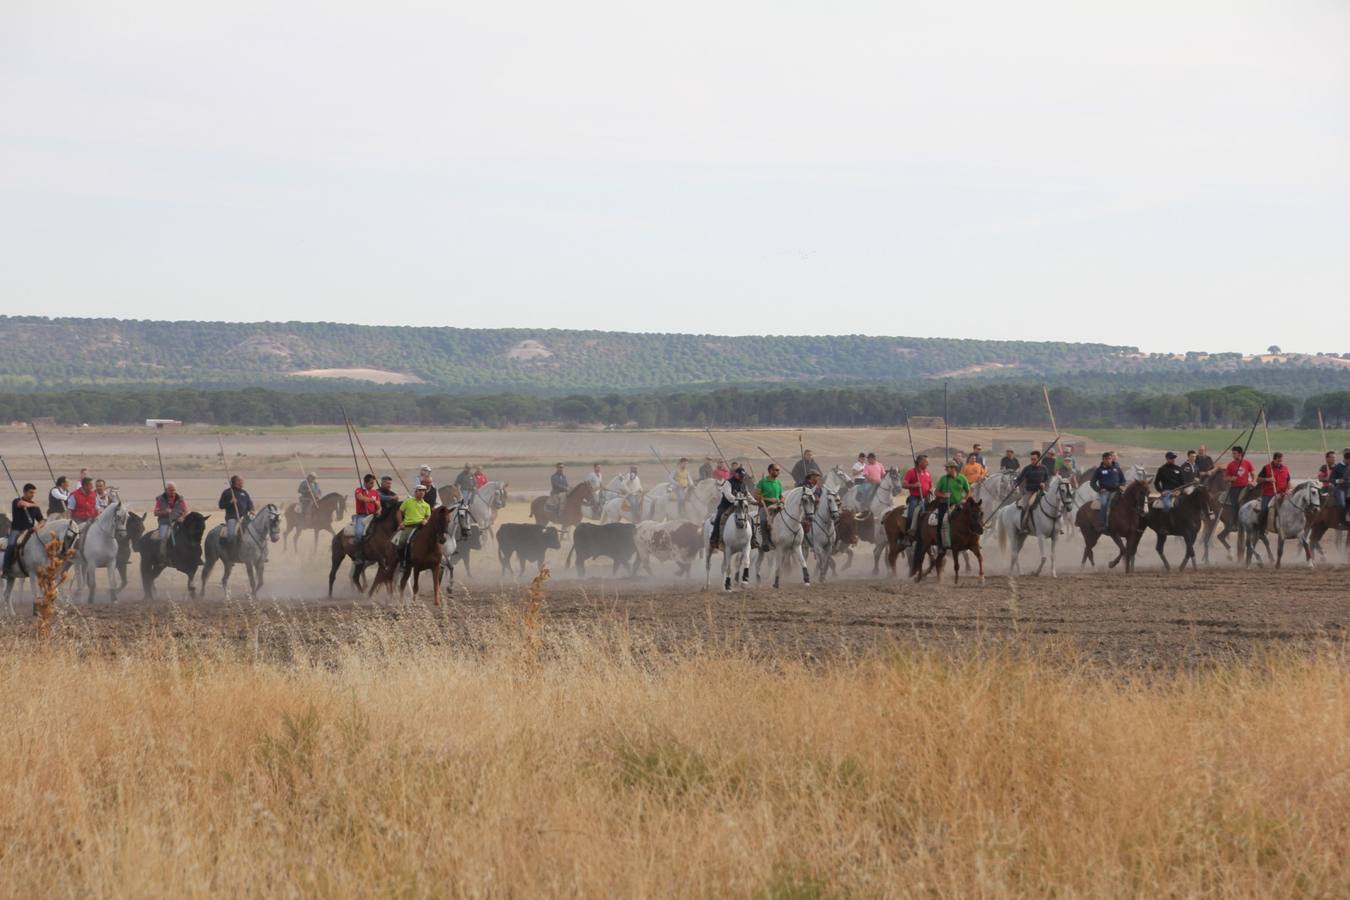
710, 465, 757, 550
754, 463, 784, 550
1088, 451, 1124, 530
395, 483, 432, 561
1153, 452, 1185, 512
417, 465, 438, 508
934, 460, 971, 545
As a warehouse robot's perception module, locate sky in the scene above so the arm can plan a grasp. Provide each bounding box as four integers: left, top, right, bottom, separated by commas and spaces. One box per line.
3, 1, 1348, 354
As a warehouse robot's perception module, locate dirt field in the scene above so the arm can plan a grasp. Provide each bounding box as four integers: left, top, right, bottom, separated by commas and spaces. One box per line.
3, 425, 1344, 669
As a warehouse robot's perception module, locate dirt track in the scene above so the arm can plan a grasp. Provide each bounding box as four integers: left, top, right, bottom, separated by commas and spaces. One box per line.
8, 565, 1345, 670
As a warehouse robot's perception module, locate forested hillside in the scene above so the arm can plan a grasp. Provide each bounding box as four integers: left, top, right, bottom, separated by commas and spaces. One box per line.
3, 316, 1345, 394
2, 384, 1337, 430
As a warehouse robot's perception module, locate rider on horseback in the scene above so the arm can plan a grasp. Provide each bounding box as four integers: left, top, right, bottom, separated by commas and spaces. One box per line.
1088, 451, 1123, 531
673, 458, 694, 516
218, 475, 254, 549
902, 455, 933, 530
153, 482, 189, 562
1256, 452, 1290, 529
1333, 449, 1350, 526
1014, 450, 1050, 531
3, 483, 43, 577
710, 466, 757, 551
395, 484, 431, 565
298, 473, 321, 514
754, 464, 784, 551
547, 463, 568, 514
352, 473, 381, 560
934, 461, 970, 548
790, 450, 822, 488
1153, 452, 1185, 512
417, 466, 438, 508
1224, 446, 1256, 520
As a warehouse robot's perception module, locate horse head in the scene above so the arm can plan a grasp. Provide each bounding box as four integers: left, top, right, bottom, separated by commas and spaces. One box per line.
264, 504, 282, 542
823, 489, 841, 521
113, 501, 128, 540
492, 483, 509, 509
964, 497, 985, 534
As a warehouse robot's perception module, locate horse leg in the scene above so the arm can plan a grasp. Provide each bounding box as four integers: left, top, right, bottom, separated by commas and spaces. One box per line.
431, 562, 442, 606
1107, 535, 1127, 569
797, 541, 810, 586
1275, 536, 1284, 570
1031, 534, 1047, 577
1048, 533, 1058, 578
245, 563, 259, 600
975, 547, 985, 585
1155, 531, 1170, 572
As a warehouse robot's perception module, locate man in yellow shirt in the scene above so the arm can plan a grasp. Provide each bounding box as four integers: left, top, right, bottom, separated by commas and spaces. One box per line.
395, 484, 431, 559
961, 456, 987, 485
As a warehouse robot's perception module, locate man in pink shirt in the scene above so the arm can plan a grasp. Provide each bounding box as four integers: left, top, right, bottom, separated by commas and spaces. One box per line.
860, 452, 885, 504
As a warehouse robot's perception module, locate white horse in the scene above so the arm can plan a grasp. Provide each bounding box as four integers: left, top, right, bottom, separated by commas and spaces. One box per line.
72, 499, 129, 604
809, 488, 843, 582
603, 479, 720, 524
840, 468, 905, 520
995, 475, 1075, 577
3, 519, 86, 611
822, 466, 854, 495
201, 504, 282, 598
703, 495, 756, 592
1237, 481, 1319, 569
755, 486, 817, 589
437, 501, 479, 596
460, 481, 508, 538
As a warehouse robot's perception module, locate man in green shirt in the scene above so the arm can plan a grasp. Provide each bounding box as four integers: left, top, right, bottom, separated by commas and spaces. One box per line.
934, 461, 971, 547
755, 464, 784, 550
395, 484, 432, 561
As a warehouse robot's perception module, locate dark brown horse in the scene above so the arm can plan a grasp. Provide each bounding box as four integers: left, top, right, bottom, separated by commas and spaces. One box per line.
1198, 470, 1257, 563
1074, 480, 1149, 572
1143, 483, 1211, 572
911, 497, 985, 584
328, 502, 399, 597
881, 506, 915, 576
368, 506, 452, 604
1306, 491, 1347, 562
530, 482, 594, 532
284, 492, 347, 552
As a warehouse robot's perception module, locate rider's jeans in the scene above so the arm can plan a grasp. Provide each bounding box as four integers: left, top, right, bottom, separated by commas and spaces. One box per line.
905, 495, 924, 525
1161, 494, 1173, 512
227, 519, 238, 541
1098, 491, 1111, 528
157, 522, 170, 540
353, 515, 367, 542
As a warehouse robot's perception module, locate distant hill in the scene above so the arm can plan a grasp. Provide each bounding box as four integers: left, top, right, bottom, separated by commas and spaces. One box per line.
1, 316, 1346, 395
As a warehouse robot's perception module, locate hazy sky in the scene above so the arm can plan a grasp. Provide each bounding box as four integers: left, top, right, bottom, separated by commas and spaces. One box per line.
4, 1, 1347, 353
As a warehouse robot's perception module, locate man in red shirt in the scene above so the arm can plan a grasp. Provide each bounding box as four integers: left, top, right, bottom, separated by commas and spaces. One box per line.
352, 474, 381, 557
1256, 451, 1291, 528
902, 454, 933, 527
67, 476, 100, 525
1224, 446, 1255, 519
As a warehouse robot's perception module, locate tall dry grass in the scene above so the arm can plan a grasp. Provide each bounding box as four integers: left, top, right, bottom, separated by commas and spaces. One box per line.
0, 603, 1346, 898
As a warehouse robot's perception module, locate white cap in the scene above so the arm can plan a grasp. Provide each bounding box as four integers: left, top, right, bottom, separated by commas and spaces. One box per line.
419, 465, 433, 474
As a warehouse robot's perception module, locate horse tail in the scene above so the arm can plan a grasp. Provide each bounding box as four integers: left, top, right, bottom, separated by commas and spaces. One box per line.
565, 544, 575, 567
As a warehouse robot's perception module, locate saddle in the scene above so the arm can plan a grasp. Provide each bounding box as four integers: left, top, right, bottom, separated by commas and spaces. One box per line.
1265, 494, 1286, 534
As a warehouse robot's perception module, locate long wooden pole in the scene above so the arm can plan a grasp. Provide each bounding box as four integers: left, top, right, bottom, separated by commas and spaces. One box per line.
340, 404, 363, 484
0, 454, 19, 496
944, 381, 950, 460
1316, 408, 1328, 454
218, 434, 240, 522
153, 437, 167, 492
29, 421, 56, 485
347, 416, 379, 478
382, 450, 413, 494
903, 408, 918, 465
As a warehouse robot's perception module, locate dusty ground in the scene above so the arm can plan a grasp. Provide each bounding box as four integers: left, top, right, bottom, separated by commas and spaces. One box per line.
3, 426, 1343, 669
6, 551, 1345, 669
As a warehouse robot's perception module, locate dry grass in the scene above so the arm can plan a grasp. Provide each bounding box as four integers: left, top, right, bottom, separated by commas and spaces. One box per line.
0, 602, 1346, 898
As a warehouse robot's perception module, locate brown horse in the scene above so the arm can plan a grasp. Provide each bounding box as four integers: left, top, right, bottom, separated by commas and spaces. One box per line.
881, 506, 915, 576
1143, 483, 1211, 572
1074, 479, 1149, 572
1306, 491, 1347, 561
911, 497, 985, 584
1198, 470, 1257, 563
530, 482, 594, 531
327, 501, 399, 597
368, 506, 452, 604
284, 492, 347, 552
